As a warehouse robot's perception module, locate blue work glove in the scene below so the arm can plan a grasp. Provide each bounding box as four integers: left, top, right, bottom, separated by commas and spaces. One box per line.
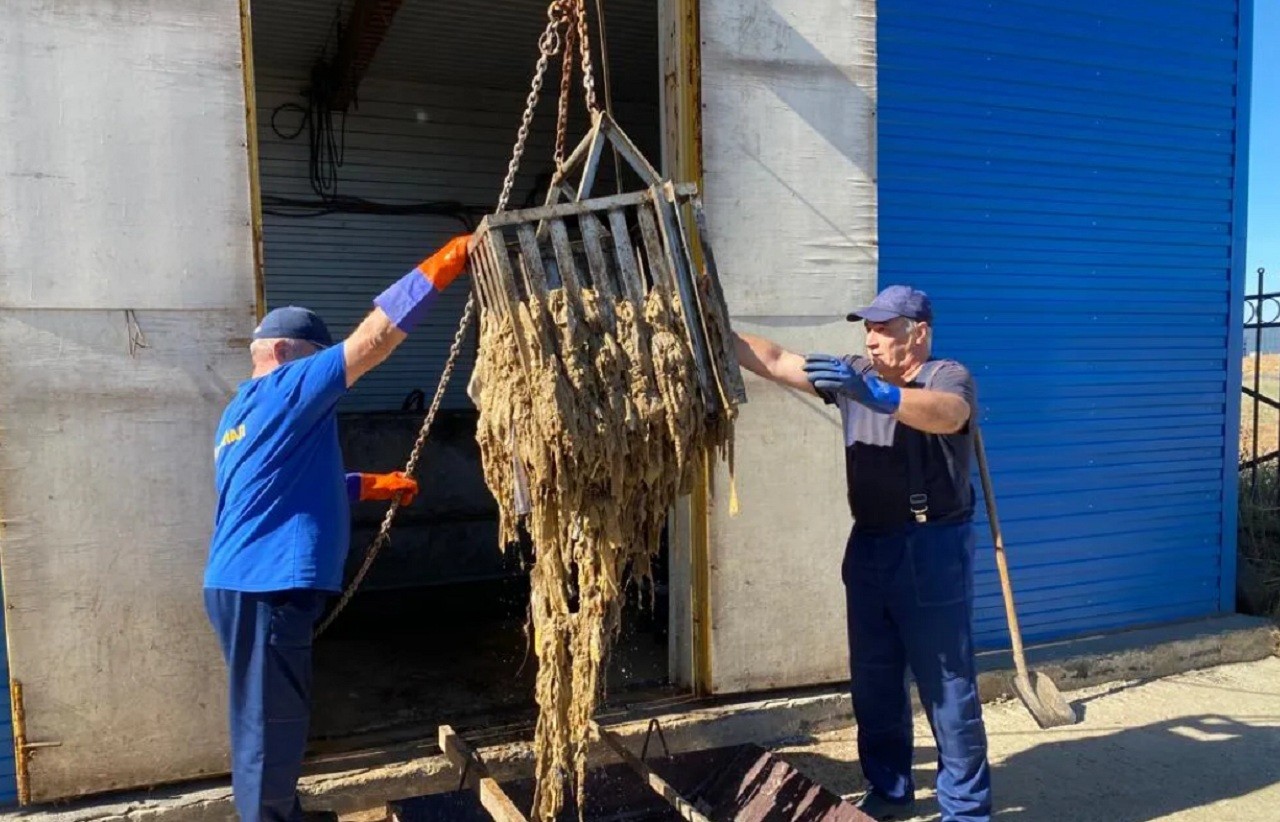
803, 353, 901, 414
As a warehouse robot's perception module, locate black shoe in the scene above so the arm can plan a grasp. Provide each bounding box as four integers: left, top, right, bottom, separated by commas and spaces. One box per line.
853, 790, 918, 820
300, 811, 339, 822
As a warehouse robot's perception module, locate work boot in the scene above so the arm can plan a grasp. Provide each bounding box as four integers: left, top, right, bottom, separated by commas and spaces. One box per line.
854, 790, 918, 820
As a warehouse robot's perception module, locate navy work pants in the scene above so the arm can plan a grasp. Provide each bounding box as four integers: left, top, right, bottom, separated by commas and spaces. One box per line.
205, 589, 328, 822
843, 521, 992, 822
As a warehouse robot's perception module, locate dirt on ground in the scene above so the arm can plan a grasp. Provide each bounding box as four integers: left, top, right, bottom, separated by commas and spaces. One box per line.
770, 656, 1280, 821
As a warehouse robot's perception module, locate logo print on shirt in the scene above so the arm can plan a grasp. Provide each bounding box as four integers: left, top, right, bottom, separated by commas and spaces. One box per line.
214, 423, 247, 459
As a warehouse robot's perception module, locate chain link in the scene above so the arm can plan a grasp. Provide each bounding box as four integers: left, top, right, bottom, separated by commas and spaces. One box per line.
574, 0, 600, 113
554, 15, 577, 170
497, 3, 568, 212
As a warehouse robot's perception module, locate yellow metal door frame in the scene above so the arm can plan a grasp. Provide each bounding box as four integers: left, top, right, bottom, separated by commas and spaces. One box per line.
659, 0, 713, 697
239, 0, 267, 321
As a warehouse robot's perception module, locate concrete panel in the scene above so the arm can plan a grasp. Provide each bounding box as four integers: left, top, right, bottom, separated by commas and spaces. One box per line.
0, 0, 256, 802
700, 0, 878, 693
701, 0, 878, 319
0, 0, 255, 311
0, 309, 251, 800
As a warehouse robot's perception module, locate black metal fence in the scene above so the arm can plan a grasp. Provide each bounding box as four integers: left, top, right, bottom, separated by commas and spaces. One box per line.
1242, 266, 1277, 498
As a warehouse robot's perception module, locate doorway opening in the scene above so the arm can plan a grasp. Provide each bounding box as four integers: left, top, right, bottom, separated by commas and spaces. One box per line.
243, 0, 676, 750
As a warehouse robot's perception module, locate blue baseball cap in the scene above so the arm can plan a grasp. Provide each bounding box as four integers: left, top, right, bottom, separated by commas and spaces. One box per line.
253, 306, 334, 348
847, 285, 933, 323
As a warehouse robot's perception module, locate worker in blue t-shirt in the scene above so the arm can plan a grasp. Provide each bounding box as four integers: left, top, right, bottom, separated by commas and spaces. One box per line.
203, 235, 470, 822
733, 286, 992, 822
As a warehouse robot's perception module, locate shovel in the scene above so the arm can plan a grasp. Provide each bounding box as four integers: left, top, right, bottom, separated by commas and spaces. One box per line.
974, 425, 1079, 729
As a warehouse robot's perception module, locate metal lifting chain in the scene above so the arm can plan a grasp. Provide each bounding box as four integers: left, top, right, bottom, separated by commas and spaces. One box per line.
575, 0, 600, 114
315, 295, 476, 637
554, 12, 577, 170
316, 0, 598, 638
499, 1, 570, 212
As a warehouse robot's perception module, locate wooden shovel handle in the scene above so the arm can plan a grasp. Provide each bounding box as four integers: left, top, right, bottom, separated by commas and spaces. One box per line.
974, 424, 1031, 682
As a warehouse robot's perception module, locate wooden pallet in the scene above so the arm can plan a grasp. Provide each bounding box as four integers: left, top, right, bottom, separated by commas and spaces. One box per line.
398, 724, 875, 822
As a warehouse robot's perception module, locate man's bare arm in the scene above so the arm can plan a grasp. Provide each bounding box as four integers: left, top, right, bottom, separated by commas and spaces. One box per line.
895, 388, 971, 434
343, 309, 408, 388
734, 332, 817, 395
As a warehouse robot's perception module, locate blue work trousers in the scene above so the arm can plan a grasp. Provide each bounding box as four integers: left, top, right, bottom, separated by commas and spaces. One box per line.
205, 588, 328, 822
843, 521, 992, 822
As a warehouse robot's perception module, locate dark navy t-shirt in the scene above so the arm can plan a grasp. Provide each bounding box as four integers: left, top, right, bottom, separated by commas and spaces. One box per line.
204, 344, 350, 592
824, 356, 977, 533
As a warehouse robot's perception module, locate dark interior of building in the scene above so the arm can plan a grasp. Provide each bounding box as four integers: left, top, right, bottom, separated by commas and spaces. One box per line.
246, 0, 673, 750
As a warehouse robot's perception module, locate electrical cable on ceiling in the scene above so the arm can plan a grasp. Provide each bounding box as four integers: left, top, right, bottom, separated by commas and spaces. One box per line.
264, 0, 561, 225
269, 60, 348, 201
266, 1, 351, 202
261, 194, 486, 230
264, 1, 493, 227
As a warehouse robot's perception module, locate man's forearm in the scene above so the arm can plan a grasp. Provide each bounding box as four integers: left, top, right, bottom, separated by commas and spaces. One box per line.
343, 309, 408, 387
734, 332, 815, 395
735, 333, 777, 379
895, 388, 971, 434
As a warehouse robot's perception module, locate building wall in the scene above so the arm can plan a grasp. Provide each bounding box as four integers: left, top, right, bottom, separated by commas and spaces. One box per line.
256, 76, 518, 412
0, 0, 254, 802
875, 0, 1251, 646
0, 0, 1251, 805
699, 0, 881, 693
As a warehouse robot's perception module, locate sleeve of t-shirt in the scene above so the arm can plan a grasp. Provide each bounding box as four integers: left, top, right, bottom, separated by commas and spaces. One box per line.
276, 343, 349, 427
928, 360, 978, 429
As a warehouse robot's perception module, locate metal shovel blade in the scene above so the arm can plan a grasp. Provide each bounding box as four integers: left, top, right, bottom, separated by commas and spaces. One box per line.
1013, 670, 1078, 729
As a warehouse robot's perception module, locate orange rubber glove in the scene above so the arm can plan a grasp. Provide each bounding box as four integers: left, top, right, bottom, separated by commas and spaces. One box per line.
345, 472, 418, 505
416, 235, 471, 290
376, 235, 472, 333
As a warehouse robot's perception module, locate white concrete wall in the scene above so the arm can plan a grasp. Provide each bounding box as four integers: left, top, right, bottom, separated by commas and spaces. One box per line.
0, 0, 254, 801
700, 0, 879, 693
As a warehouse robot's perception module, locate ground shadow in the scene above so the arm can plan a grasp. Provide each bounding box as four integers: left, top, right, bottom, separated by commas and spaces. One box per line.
774, 713, 1280, 821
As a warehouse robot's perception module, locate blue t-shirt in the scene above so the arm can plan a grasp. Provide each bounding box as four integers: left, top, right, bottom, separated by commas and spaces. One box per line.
204, 344, 350, 592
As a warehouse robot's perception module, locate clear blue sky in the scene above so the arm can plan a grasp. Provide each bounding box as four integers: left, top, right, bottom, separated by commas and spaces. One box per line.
1247, 1, 1278, 285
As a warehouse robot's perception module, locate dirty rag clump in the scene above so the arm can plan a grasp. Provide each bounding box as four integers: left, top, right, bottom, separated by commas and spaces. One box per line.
473, 279, 735, 821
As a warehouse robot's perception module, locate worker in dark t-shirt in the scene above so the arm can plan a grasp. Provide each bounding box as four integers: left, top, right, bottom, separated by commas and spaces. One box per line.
734, 285, 991, 822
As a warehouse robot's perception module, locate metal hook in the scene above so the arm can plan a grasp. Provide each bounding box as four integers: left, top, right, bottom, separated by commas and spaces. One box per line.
640, 717, 670, 762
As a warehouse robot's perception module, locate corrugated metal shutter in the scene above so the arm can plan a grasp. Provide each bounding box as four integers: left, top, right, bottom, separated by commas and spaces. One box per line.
251, 0, 660, 412
876, 0, 1246, 647
257, 77, 658, 411
0, 587, 17, 806
257, 76, 524, 412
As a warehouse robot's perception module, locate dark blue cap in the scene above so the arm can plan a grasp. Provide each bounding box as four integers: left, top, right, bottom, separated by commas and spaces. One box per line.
253, 306, 334, 348
847, 285, 933, 323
